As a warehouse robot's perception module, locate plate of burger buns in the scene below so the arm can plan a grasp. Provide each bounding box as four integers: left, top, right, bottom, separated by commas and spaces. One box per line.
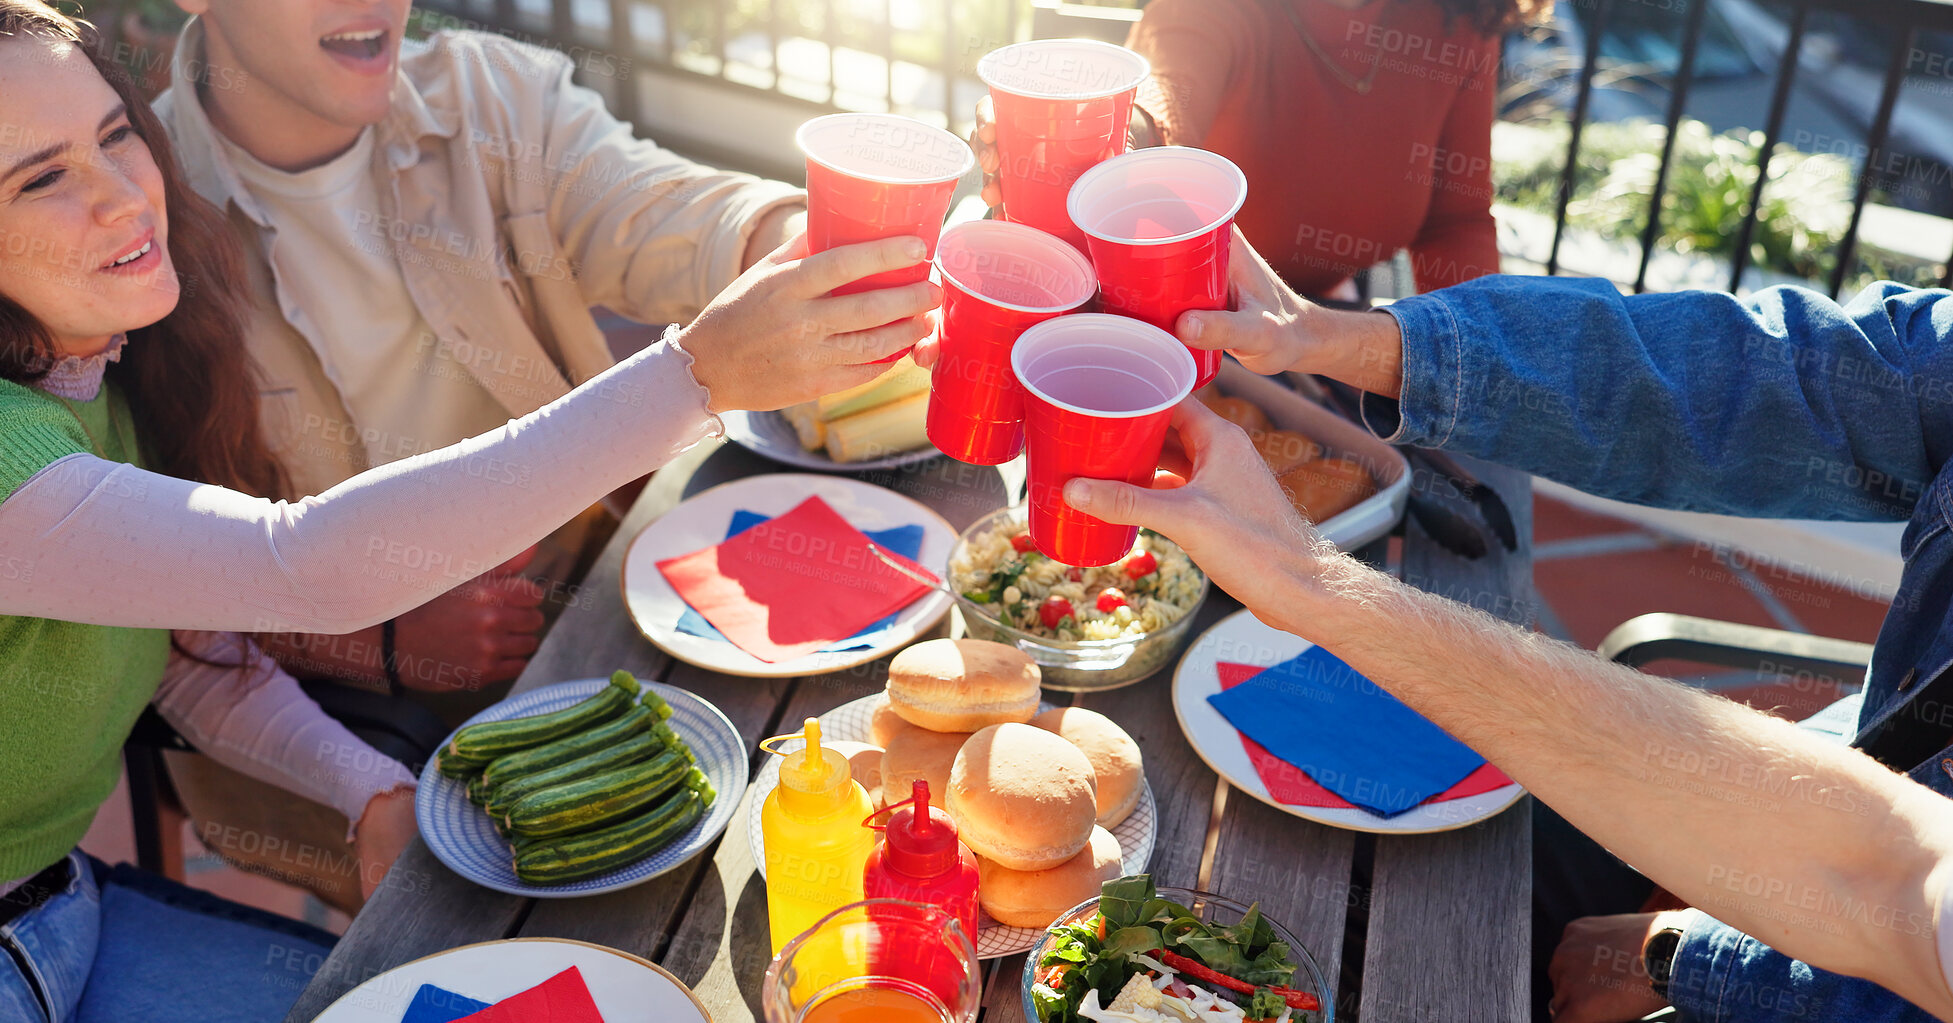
1198, 361, 1410, 551
747, 638, 1155, 958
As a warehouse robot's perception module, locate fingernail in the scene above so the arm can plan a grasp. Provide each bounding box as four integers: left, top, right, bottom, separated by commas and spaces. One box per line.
1182, 315, 1204, 341
905, 238, 927, 260
1064, 479, 1092, 510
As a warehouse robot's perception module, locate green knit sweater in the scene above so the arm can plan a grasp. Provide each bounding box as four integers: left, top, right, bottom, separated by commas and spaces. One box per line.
0, 377, 169, 882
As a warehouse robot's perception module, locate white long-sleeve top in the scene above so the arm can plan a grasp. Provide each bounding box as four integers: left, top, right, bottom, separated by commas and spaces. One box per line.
0, 335, 716, 631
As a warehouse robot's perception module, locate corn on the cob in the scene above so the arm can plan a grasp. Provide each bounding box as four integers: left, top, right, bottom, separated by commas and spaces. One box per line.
817, 357, 929, 421
782, 402, 825, 451
824, 392, 929, 463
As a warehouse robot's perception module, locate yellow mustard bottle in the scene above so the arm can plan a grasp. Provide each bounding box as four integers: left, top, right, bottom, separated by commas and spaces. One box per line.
762, 718, 876, 955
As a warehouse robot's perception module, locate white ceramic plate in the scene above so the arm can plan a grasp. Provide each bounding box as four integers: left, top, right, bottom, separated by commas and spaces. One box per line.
1173, 610, 1525, 835
744, 693, 1157, 958
309, 937, 710, 1022
722, 409, 944, 472
416, 678, 746, 897
620, 474, 958, 678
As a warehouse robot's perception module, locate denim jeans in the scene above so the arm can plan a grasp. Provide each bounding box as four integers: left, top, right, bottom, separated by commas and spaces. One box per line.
0, 852, 335, 1022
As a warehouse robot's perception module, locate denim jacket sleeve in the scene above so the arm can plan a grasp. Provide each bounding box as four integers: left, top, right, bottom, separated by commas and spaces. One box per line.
1667, 913, 1940, 1023
1372, 277, 1953, 520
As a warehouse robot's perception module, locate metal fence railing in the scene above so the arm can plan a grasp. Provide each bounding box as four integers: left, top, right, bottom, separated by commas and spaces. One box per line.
1535, 0, 1953, 295
413, 0, 1953, 297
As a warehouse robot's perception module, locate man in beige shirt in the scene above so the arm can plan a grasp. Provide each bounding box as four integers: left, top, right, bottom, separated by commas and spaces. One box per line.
155, 0, 809, 907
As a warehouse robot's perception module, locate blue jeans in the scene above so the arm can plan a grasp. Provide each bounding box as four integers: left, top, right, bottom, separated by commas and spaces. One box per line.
0, 852, 336, 1022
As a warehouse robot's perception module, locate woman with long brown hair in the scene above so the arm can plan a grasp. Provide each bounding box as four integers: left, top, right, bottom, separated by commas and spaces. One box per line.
0, 3, 939, 1017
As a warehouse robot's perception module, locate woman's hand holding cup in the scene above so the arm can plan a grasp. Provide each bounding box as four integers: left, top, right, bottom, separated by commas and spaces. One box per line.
678, 232, 941, 413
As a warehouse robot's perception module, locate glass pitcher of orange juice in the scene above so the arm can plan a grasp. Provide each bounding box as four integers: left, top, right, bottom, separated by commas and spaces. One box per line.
761, 899, 981, 1023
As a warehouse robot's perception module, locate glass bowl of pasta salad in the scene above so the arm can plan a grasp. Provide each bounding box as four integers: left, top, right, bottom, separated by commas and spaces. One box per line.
947, 505, 1209, 691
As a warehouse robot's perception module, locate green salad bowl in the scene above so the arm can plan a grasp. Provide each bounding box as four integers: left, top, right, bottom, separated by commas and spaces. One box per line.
1020, 886, 1333, 1022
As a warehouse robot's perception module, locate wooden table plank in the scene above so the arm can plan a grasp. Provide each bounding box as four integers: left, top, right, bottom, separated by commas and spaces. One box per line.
1358, 455, 1535, 1023
1357, 807, 1531, 1023
982, 955, 1031, 1023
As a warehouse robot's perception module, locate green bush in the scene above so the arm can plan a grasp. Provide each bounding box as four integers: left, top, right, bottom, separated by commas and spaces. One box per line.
1495, 117, 1941, 290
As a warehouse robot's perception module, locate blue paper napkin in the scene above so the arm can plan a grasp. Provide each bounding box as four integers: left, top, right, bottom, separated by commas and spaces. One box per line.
401, 984, 490, 1023
674, 509, 925, 652
1205, 646, 1486, 817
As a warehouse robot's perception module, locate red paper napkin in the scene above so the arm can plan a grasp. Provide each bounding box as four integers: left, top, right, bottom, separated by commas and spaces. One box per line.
1216, 663, 1511, 808
451, 966, 603, 1023
657, 495, 938, 663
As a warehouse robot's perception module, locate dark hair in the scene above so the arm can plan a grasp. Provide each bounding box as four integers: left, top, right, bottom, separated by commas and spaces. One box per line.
1433, 0, 1555, 35
0, 0, 290, 501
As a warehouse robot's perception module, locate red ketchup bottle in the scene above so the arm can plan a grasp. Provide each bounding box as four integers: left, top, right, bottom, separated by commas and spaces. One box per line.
862, 780, 982, 1002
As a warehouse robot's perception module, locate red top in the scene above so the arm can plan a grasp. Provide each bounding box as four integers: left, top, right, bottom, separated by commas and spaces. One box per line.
1126, 0, 1502, 295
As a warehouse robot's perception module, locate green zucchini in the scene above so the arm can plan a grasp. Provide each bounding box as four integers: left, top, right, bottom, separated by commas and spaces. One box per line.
504, 745, 694, 838
436, 749, 488, 779
479, 706, 661, 791
640, 687, 674, 721
513, 777, 712, 884
466, 773, 495, 807
506, 770, 712, 853
686, 769, 716, 808
483, 725, 675, 817
446, 672, 639, 763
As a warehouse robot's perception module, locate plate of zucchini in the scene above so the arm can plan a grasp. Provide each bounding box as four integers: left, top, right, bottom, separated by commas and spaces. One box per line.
419, 671, 746, 897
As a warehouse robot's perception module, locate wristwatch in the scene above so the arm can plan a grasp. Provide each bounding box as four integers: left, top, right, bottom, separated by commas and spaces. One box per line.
1643, 920, 1687, 999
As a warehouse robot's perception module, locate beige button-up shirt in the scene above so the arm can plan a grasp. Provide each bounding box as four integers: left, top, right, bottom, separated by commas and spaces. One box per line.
157, 20, 804, 497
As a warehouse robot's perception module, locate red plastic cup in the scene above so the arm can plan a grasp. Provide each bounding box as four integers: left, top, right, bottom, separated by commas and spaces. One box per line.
797, 113, 975, 297
1068, 147, 1247, 389
1012, 313, 1196, 566
978, 39, 1150, 253
928, 220, 1098, 466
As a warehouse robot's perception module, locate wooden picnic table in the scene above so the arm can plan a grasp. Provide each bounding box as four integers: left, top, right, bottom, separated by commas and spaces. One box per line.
284, 426, 1536, 1023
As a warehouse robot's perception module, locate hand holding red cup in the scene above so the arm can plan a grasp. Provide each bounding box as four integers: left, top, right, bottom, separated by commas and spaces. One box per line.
797, 112, 975, 297
1068, 147, 1248, 389
928, 220, 1097, 466
978, 39, 1150, 253
1012, 313, 1197, 566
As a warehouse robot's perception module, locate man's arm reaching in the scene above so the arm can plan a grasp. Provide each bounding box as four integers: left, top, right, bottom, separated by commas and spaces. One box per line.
1062, 399, 1953, 1021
